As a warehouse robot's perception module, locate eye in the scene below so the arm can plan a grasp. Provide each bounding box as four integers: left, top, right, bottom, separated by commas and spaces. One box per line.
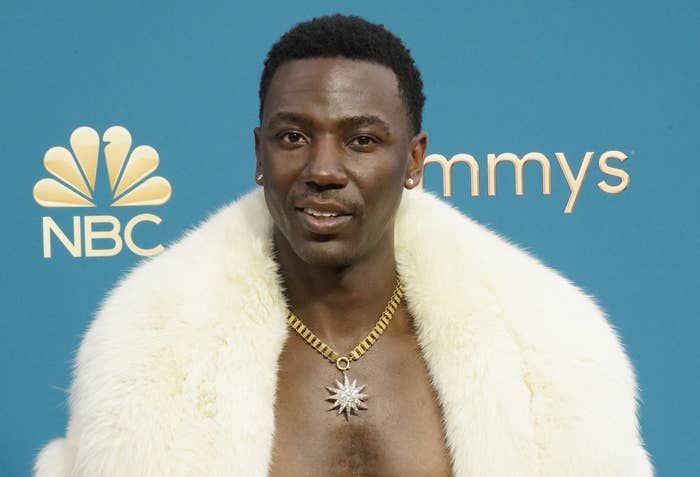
349, 135, 378, 148
279, 131, 308, 146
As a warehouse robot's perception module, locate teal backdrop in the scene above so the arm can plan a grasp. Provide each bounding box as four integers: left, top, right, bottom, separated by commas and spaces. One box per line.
2, 0, 698, 475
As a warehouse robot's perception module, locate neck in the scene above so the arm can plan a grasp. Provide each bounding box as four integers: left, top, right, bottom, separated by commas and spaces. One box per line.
274, 228, 403, 343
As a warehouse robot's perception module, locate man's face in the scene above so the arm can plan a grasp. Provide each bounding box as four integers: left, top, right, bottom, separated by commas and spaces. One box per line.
255, 58, 426, 268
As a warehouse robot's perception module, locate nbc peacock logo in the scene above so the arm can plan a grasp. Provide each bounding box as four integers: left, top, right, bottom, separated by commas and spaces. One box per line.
34, 126, 172, 258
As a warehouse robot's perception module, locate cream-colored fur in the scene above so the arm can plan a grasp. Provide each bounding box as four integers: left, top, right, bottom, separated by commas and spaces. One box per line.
35, 189, 653, 476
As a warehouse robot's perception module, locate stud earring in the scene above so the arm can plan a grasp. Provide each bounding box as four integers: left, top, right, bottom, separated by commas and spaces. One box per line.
256, 173, 263, 182
406, 178, 415, 187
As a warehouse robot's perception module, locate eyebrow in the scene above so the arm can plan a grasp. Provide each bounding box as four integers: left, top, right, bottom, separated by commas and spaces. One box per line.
267, 112, 315, 129
341, 115, 392, 136
267, 112, 392, 136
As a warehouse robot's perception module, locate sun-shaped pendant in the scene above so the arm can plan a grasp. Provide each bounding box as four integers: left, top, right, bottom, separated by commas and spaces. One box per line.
326, 373, 368, 418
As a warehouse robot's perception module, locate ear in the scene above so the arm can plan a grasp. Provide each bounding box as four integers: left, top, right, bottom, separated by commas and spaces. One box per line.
254, 127, 263, 185
405, 131, 427, 189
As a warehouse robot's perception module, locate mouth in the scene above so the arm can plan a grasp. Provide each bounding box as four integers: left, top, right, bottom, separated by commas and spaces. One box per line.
296, 207, 353, 235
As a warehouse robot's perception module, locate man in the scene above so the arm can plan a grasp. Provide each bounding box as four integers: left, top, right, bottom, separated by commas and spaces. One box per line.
35, 14, 653, 477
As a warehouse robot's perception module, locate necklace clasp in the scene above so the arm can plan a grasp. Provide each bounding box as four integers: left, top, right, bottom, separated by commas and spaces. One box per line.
335, 356, 351, 371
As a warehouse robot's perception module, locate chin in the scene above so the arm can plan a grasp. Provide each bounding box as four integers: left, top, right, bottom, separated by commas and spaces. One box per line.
293, 240, 359, 269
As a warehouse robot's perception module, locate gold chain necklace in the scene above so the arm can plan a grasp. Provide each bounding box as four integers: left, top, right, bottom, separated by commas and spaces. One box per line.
286, 278, 404, 418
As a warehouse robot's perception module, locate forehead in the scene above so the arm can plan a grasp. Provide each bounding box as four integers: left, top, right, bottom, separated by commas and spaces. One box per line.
262, 58, 409, 133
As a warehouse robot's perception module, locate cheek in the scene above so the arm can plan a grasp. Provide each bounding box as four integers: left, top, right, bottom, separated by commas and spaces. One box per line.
353, 162, 405, 223
261, 169, 294, 228
355, 152, 406, 192
261, 152, 303, 201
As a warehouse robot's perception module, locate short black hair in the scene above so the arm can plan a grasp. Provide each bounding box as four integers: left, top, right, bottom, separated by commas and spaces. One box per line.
259, 14, 425, 135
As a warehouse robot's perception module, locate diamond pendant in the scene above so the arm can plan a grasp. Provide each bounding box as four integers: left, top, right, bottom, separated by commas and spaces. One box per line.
326, 372, 368, 418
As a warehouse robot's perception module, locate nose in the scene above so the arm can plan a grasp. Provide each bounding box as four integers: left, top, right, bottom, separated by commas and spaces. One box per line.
303, 135, 348, 191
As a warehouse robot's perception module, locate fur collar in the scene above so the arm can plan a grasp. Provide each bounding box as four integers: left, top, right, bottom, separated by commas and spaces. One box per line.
35, 189, 653, 476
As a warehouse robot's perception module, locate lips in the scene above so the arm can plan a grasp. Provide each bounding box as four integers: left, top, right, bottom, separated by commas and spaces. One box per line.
296, 206, 353, 235
302, 207, 342, 218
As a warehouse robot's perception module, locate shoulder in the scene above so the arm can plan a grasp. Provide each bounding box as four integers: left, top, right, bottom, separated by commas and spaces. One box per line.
396, 190, 652, 475
75, 189, 277, 371
87, 189, 272, 335
396, 189, 634, 391
397, 189, 624, 358
70, 189, 275, 417
50, 189, 284, 474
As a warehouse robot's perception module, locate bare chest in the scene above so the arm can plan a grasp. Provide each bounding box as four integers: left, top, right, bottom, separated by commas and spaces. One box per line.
269, 331, 453, 477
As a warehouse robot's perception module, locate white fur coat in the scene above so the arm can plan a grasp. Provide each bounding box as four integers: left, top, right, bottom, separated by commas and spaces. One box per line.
35, 189, 653, 476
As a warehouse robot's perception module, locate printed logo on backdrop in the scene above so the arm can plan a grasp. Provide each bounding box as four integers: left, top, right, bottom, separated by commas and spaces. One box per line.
33, 126, 172, 258
418, 150, 630, 213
